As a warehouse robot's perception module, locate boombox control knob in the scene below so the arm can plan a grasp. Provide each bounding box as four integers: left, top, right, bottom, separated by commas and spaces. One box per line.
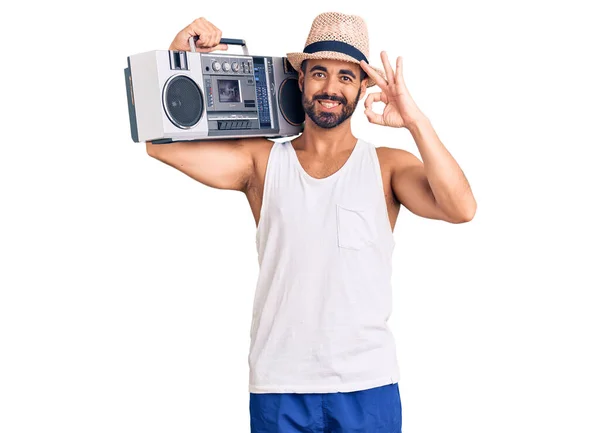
212, 61, 221, 72
222, 62, 231, 72
232, 62, 239, 72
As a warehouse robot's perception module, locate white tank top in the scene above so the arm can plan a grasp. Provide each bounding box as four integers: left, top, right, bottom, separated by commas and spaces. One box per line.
248, 138, 400, 393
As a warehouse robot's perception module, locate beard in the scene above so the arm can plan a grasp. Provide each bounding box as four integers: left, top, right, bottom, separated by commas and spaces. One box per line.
301, 84, 362, 129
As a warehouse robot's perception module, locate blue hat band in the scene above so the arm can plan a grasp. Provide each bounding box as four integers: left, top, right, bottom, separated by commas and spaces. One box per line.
302, 40, 368, 64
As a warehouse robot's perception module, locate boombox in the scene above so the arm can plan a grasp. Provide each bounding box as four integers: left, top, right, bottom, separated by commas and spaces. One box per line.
124, 37, 305, 143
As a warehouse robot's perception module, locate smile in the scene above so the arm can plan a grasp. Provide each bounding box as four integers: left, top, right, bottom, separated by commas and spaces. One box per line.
318, 100, 341, 109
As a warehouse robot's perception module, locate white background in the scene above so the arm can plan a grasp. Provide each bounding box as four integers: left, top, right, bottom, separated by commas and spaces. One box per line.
1, 0, 598, 432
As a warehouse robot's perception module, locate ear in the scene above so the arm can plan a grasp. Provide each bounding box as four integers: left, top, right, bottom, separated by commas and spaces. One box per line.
298, 70, 304, 91
358, 79, 368, 100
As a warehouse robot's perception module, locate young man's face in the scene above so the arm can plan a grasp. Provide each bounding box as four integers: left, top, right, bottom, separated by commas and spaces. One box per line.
299, 58, 368, 129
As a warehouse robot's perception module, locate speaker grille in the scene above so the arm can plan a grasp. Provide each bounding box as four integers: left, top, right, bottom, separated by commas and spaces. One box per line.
163, 75, 203, 128
278, 78, 304, 126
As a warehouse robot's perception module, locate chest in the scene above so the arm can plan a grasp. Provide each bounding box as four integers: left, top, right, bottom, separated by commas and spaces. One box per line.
246, 144, 401, 231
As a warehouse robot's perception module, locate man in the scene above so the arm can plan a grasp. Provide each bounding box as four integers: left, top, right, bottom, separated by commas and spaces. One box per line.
147, 12, 476, 433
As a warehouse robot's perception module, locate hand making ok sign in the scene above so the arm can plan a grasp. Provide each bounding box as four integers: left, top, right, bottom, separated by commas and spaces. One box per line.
360, 52, 427, 129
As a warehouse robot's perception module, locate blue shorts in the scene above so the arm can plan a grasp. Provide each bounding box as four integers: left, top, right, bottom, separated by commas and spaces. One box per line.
249, 383, 402, 432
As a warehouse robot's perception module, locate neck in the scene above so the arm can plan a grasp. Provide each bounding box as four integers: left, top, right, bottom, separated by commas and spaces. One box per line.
293, 118, 357, 155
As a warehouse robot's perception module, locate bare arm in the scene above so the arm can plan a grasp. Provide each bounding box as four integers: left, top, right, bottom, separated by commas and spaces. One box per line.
389, 136, 476, 224
389, 147, 457, 223
146, 138, 268, 192
403, 118, 476, 223
146, 17, 265, 192
361, 54, 476, 223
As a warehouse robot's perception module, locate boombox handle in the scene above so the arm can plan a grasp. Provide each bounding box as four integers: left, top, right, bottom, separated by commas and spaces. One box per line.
188, 36, 249, 56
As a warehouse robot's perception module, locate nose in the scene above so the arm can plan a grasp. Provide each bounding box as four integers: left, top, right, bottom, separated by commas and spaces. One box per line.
320, 77, 340, 100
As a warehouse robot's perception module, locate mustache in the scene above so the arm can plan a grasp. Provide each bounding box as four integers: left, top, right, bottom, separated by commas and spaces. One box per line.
312, 94, 346, 105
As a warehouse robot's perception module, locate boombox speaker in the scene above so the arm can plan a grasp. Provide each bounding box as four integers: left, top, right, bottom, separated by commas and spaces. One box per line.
125, 37, 305, 143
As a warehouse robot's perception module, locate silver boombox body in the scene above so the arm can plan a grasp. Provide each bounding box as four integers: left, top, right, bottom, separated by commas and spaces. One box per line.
125, 37, 305, 143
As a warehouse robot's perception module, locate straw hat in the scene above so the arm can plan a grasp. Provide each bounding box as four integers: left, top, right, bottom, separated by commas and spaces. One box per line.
286, 12, 386, 88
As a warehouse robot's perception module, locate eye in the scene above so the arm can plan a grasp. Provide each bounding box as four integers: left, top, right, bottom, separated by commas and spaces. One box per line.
341, 76, 352, 82
313, 72, 325, 78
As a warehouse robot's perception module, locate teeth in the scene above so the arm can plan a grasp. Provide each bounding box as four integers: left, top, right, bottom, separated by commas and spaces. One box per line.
319, 101, 340, 108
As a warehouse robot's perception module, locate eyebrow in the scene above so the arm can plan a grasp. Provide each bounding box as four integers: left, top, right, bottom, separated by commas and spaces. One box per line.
309, 65, 356, 79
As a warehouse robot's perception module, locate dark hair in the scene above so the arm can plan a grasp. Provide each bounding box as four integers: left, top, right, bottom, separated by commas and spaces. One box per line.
301, 59, 367, 82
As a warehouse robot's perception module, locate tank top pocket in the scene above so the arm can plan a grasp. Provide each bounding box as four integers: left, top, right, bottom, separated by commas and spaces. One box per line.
336, 204, 377, 250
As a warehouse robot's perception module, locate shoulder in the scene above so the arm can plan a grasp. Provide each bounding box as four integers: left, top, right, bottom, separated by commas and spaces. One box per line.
238, 137, 275, 164
240, 136, 274, 152
254, 138, 278, 160
375, 145, 418, 160
245, 138, 278, 184
375, 145, 421, 176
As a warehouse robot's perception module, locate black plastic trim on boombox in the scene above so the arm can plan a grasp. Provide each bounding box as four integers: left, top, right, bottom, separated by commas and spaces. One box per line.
124, 59, 138, 143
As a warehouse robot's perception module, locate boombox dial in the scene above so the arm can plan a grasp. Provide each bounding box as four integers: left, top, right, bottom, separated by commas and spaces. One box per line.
211, 61, 221, 72
222, 62, 231, 72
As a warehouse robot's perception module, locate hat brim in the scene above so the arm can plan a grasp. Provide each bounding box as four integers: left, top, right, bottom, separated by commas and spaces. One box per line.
286, 51, 385, 88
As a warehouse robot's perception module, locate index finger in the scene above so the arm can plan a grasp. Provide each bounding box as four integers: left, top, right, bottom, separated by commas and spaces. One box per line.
360, 60, 387, 88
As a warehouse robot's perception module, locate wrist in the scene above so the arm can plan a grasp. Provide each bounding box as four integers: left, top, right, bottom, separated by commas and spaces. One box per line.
406, 115, 430, 134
